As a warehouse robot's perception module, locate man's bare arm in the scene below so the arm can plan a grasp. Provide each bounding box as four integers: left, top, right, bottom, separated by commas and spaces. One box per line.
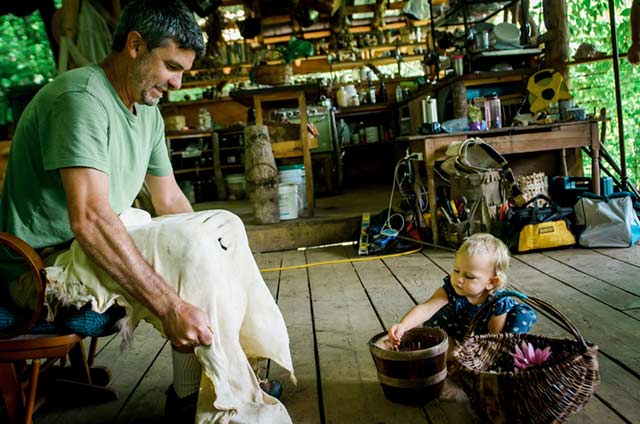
144, 173, 192, 215
60, 167, 212, 348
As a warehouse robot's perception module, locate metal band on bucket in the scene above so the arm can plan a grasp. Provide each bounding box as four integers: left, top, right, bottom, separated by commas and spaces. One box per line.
377, 368, 448, 388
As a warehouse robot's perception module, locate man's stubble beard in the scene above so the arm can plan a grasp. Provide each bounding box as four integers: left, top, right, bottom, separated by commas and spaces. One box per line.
131, 55, 162, 107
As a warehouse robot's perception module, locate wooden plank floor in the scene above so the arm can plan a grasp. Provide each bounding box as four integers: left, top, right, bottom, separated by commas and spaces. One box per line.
31, 244, 640, 423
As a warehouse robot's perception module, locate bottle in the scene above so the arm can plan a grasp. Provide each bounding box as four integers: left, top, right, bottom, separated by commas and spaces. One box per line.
484, 94, 502, 129
395, 85, 403, 102
368, 77, 376, 104
336, 86, 348, 108
378, 80, 388, 103
197, 107, 212, 131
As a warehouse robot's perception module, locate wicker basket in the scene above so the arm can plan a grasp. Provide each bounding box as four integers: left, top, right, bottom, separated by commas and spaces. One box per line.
453, 292, 600, 424
516, 172, 549, 206
253, 63, 293, 86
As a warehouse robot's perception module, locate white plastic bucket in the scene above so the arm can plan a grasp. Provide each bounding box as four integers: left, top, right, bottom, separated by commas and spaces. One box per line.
279, 165, 305, 214
278, 183, 298, 220
224, 174, 246, 200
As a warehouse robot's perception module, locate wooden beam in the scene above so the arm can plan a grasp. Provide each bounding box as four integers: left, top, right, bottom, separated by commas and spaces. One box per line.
345, 5, 374, 14
261, 15, 292, 26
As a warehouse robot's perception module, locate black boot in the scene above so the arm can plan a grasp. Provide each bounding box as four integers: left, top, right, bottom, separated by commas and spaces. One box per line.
164, 385, 198, 423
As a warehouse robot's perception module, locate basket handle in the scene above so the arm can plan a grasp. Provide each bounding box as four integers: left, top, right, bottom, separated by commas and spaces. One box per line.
465, 290, 587, 349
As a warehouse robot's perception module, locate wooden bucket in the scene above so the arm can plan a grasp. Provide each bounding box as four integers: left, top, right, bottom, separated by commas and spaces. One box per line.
369, 327, 448, 404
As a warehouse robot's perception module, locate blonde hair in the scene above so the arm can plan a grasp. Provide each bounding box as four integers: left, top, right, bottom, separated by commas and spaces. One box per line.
457, 233, 510, 289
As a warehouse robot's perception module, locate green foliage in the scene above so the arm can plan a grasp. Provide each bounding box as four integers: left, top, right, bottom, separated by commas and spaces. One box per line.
0, 11, 57, 125
278, 37, 314, 63
564, 0, 640, 187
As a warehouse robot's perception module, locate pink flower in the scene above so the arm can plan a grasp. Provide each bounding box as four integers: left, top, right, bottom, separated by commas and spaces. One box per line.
511, 341, 552, 372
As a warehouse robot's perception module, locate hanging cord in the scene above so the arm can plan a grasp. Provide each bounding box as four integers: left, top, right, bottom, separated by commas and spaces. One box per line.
381, 151, 427, 236
260, 246, 422, 273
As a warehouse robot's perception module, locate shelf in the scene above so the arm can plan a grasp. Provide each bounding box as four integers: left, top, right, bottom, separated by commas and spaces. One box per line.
171, 149, 213, 156
229, 84, 321, 107
176, 52, 424, 91
174, 166, 214, 175
334, 103, 394, 118
434, 1, 518, 27
343, 141, 395, 149
220, 146, 243, 151
272, 137, 319, 158
161, 97, 232, 108
165, 130, 212, 139
433, 69, 534, 89
181, 76, 250, 89
331, 54, 423, 71
470, 48, 543, 58
216, 125, 246, 135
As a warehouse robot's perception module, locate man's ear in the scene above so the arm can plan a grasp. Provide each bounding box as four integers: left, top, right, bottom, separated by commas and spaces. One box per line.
126, 31, 145, 59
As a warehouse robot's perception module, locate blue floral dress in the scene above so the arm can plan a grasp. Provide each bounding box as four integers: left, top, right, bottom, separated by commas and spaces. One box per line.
424, 276, 537, 341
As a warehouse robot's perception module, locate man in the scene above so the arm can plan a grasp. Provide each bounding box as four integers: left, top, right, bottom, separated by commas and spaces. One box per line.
0, 1, 289, 421
629, 0, 640, 64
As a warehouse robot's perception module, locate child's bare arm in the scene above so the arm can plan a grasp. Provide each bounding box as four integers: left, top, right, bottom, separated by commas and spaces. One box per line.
488, 313, 508, 333
389, 287, 448, 345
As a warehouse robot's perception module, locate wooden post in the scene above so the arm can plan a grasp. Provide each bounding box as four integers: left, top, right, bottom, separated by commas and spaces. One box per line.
543, 0, 569, 83
244, 125, 280, 224
452, 80, 467, 119
212, 132, 227, 200
298, 91, 315, 216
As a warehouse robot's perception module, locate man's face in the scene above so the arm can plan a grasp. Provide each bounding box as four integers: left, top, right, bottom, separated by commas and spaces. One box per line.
131, 41, 196, 106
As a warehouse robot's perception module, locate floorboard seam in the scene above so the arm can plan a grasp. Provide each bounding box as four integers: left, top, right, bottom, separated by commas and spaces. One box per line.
112, 340, 169, 422
350, 257, 386, 331
306, 249, 326, 424
382, 259, 421, 305
538, 252, 640, 299
594, 393, 634, 424
515, 255, 640, 317
265, 258, 283, 381
593, 249, 640, 271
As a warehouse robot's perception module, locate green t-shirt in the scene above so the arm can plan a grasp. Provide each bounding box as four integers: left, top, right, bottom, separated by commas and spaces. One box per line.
0, 64, 172, 282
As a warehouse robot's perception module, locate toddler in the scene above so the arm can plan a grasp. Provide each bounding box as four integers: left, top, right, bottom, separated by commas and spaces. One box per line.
389, 233, 537, 348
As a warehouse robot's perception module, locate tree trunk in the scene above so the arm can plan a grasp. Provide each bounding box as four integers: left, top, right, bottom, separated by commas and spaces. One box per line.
244, 125, 280, 224
543, 0, 569, 84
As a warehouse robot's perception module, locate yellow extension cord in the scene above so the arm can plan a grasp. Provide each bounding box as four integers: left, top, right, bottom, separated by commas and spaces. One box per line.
260, 247, 423, 273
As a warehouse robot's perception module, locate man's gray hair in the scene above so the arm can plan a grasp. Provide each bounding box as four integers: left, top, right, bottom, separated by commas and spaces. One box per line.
112, 0, 205, 58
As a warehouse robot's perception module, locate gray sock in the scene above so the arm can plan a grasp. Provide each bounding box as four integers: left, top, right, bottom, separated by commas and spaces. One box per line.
171, 348, 202, 398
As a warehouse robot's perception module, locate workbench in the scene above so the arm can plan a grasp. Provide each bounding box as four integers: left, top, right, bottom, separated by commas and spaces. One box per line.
401, 120, 601, 244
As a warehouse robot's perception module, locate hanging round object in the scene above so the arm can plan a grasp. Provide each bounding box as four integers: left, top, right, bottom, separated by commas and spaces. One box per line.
527, 68, 572, 113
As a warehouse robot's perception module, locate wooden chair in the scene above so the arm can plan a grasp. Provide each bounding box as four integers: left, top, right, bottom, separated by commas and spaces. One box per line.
0, 233, 117, 424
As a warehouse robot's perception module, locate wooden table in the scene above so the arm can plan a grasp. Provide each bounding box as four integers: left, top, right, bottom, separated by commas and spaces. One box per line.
402, 120, 601, 244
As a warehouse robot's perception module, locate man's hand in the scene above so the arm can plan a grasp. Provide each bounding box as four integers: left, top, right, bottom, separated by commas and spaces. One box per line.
629, 42, 640, 65
162, 299, 214, 351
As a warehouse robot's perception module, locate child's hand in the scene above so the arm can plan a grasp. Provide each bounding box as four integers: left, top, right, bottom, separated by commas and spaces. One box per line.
388, 324, 406, 348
